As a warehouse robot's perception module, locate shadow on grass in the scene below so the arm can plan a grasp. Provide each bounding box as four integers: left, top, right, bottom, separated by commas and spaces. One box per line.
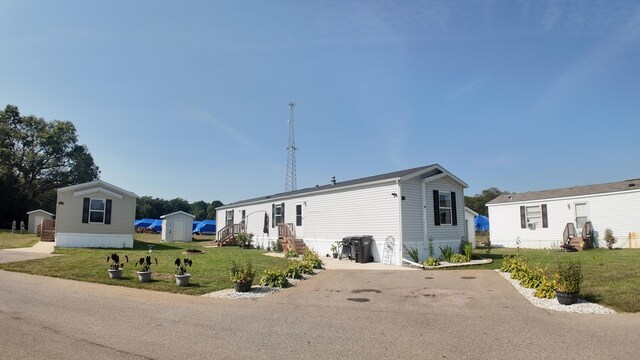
133, 240, 181, 251
581, 293, 603, 303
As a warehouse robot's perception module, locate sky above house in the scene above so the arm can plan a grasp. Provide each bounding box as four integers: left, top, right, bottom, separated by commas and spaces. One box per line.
1, 1, 639, 204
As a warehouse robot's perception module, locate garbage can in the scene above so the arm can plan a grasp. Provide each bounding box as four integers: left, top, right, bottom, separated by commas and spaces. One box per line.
351, 236, 364, 263
361, 235, 373, 263
341, 236, 353, 260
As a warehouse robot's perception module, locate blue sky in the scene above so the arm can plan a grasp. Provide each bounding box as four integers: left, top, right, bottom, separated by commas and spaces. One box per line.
2, 1, 639, 204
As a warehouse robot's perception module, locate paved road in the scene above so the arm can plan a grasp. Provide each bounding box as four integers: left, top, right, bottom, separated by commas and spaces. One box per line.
1, 269, 638, 359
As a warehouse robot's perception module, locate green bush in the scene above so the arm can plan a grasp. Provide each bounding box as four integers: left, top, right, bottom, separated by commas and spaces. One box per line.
463, 242, 473, 262
229, 260, 255, 283
422, 257, 440, 267
404, 246, 419, 263
555, 261, 583, 293
302, 250, 323, 269
284, 250, 298, 258
500, 255, 527, 273
260, 267, 290, 288
450, 254, 467, 263
284, 262, 303, 279
439, 245, 454, 262
534, 276, 556, 299
295, 261, 315, 275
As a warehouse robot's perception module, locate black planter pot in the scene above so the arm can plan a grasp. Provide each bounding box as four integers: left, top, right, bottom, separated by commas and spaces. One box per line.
234, 281, 253, 293
332, 253, 338, 259
556, 290, 579, 305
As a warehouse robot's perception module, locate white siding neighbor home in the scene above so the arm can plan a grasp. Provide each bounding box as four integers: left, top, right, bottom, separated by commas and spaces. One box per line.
487, 178, 640, 249
216, 164, 468, 266
55, 180, 137, 248
26, 209, 54, 234
161, 211, 195, 242
464, 207, 478, 247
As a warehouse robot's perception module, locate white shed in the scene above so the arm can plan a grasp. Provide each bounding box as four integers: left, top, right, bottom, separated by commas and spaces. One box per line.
161, 211, 196, 242
216, 164, 468, 266
464, 207, 477, 247
26, 209, 54, 234
487, 178, 640, 249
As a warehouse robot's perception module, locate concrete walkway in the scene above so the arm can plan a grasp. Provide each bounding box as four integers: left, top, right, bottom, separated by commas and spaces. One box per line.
0, 241, 57, 264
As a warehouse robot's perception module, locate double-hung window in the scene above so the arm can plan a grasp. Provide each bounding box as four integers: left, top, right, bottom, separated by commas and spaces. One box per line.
439, 192, 452, 225
274, 204, 284, 225
525, 205, 542, 229
89, 199, 106, 224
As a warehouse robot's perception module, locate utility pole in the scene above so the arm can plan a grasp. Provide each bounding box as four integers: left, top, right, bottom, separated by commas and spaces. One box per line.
285, 102, 297, 192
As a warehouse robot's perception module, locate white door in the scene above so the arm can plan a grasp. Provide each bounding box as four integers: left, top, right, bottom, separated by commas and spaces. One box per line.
174, 220, 185, 241
575, 203, 588, 232
294, 203, 303, 238
34, 216, 43, 234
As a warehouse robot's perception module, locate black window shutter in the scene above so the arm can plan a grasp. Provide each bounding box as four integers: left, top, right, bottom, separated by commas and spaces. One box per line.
281, 202, 285, 224
433, 190, 440, 226
451, 192, 457, 226
542, 204, 548, 228
271, 204, 275, 228
82, 198, 90, 223
104, 199, 112, 224
520, 206, 526, 229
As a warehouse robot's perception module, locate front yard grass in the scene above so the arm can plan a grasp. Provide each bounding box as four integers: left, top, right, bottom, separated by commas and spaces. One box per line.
0, 233, 289, 295
473, 247, 640, 313
0, 229, 39, 249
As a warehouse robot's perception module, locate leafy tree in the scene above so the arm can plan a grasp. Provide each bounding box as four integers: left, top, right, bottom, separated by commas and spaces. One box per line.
0, 105, 99, 227
464, 187, 510, 216
207, 200, 224, 219
190, 200, 208, 220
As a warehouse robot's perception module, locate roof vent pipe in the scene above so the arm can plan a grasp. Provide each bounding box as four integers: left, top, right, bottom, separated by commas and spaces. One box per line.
331, 176, 336, 185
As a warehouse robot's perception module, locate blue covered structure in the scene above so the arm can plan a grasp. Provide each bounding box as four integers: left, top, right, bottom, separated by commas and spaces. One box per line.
148, 219, 163, 233
193, 219, 216, 235
134, 218, 156, 229
474, 215, 490, 232
192, 221, 201, 231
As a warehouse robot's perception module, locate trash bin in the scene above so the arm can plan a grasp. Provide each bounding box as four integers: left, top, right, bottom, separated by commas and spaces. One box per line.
351, 236, 364, 263
361, 235, 373, 263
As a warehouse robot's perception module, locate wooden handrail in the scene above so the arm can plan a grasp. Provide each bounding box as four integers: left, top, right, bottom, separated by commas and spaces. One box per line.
216, 223, 245, 243
278, 223, 295, 240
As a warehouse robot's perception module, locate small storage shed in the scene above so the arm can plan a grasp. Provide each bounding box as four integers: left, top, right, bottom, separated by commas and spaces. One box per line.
26, 209, 54, 234
161, 211, 195, 242
55, 180, 137, 248
464, 207, 477, 247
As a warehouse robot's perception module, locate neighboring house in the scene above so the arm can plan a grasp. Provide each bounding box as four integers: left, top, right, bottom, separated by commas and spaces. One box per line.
26, 209, 54, 234
161, 211, 195, 242
55, 180, 137, 248
216, 164, 468, 266
464, 207, 477, 247
487, 178, 640, 249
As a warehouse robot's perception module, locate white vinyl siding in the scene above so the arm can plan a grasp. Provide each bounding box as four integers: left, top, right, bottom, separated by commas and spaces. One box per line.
488, 189, 640, 249
424, 178, 465, 253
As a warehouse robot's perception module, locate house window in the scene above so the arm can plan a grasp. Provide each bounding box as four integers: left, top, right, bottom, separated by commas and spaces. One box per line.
274, 204, 284, 225
526, 205, 542, 229
439, 192, 452, 225
89, 199, 105, 224
241, 210, 246, 224
226, 210, 234, 226
295, 204, 302, 226
575, 203, 588, 229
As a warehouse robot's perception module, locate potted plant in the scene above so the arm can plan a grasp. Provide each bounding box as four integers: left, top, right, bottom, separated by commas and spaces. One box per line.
330, 241, 341, 259
106, 253, 128, 279
174, 257, 193, 286
135, 256, 158, 283
229, 260, 255, 292
604, 228, 616, 249
554, 261, 583, 305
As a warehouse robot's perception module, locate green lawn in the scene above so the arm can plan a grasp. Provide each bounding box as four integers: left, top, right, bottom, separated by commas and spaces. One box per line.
0, 233, 290, 295
0, 229, 39, 249
472, 247, 640, 313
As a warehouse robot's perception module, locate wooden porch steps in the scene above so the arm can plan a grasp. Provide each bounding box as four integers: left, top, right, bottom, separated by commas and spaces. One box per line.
40, 219, 56, 242
40, 230, 55, 242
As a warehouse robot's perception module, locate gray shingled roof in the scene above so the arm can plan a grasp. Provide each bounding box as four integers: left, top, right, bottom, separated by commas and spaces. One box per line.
218, 164, 453, 209
487, 178, 640, 205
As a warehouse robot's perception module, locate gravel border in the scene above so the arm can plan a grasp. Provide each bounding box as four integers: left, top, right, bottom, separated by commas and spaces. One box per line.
201, 269, 322, 300
496, 270, 616, 314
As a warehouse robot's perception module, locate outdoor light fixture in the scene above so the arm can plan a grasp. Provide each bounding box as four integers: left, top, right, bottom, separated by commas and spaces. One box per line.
57, 201, 64, 205
391, 193, 398, 197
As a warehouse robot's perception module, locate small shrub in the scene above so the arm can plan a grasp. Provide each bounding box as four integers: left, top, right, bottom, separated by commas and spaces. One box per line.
284, 250, 298, 258
458, 237, 470, 255
284, 261, 304, 279
534, 276, 556, 299
423, 257, 440, 267
260, 267, 289, 288
519, 267, 545, 289
604, 228, 616, 249
237, 232, 254, 247
555, 261, 583, 293
450, 254, 467, 263
500, 255, 526, 274
439, 245, 454, 262
463, 242, 473, 263
274, 239, 283, 252
229, 260, 255, 283
302, 250, 323, 269
404, 245, 419, 263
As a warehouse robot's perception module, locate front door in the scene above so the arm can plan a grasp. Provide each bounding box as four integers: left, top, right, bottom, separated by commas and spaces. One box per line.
174, 220, 185, 241
294, 203, 303, 238
575, 203, 588, 232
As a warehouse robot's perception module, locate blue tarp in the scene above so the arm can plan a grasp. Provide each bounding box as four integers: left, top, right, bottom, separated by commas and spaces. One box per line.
148, 220, 163, 233
134, 218, 156, 229
474, 215, 490, 232
193, 219, 216, 234
192, 221, 201, 231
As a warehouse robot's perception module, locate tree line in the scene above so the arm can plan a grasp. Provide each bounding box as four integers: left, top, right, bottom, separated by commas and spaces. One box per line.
136, 197, 223, 221
464, 187, 509, 216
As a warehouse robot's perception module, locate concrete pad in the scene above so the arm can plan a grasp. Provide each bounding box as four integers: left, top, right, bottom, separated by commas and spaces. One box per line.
5, 241, 55, 254
0, 250, 57, 264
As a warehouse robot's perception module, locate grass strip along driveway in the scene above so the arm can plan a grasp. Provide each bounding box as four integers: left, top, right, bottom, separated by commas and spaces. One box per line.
0, 234, 290, 296
0, 230, 39, 249
472, 247, 640, 313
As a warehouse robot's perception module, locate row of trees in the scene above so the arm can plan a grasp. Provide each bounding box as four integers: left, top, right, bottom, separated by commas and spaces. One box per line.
464, 187, 509, 216
136, 197, 224, 221
0, 105, 100, 228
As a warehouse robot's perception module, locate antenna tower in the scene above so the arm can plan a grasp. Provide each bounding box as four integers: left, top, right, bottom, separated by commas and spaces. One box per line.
285, 102, 298, 192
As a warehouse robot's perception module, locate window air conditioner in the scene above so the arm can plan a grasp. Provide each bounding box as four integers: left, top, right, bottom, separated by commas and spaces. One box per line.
527, 223, 536, 230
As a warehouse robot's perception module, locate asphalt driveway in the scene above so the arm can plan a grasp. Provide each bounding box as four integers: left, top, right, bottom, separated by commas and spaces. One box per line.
1, 269, 638, 359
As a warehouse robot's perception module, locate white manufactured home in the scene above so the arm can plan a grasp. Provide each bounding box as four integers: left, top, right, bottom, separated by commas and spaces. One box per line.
216, 164, 468, 266
487, 178, 640, 249
55, 180, 137, 248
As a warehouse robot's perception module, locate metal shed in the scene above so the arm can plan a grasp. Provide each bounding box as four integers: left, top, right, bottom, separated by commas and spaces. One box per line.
161, 211, 196, 242
26, 209, 54, 234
